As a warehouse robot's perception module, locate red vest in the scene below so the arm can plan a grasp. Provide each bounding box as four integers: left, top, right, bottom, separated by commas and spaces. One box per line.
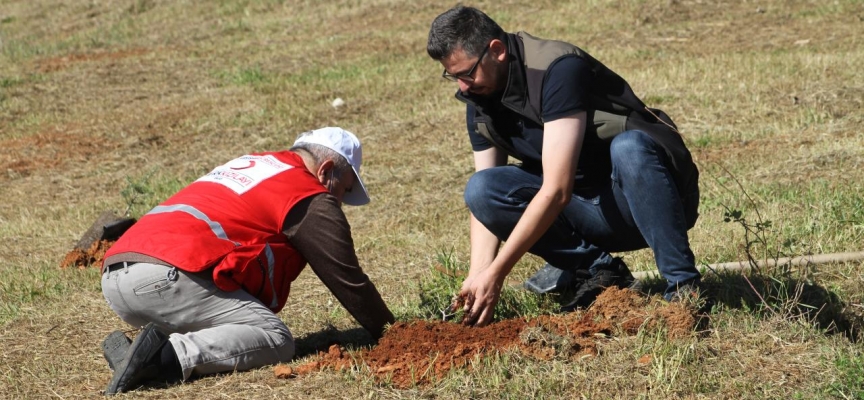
105, 151, 327, 312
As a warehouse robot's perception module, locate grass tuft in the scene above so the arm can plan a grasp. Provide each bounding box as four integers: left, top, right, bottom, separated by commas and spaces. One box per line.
830, 349, 864, 399
408, 250, 558, 322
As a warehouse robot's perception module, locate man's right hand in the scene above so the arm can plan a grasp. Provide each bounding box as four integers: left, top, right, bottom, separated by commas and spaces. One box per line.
457, 266, 504, 327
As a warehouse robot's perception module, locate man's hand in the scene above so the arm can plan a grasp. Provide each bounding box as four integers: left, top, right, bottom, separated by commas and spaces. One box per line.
458, 267, 504, 326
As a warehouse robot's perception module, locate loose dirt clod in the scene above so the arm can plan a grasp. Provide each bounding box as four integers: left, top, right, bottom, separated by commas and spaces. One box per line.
273, 365, 295, 379
59, 211, 135, 269
279, 287, 700, 388
60, 239, 115, 269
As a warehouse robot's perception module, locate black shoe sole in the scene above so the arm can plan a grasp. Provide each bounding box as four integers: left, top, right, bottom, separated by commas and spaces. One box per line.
102, 331, 132, 371
559, 278, 642, 312
523, 263, 591, 294
105, 323, 168, 395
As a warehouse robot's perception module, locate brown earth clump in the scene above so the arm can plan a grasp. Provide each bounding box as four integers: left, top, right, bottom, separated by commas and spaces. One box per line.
36, 48, 150, 73
274, 344, 356, 379
278, 287, 699, 388
58, 211, 135, 269
60, 239, 115, 269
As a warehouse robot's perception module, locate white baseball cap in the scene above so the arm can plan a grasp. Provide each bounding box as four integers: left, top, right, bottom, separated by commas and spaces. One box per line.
293, 127, 370, 206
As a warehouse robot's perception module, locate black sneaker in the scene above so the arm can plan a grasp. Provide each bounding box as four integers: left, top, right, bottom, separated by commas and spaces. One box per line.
101, 331, 132, 371
523, 263, 590, 294
666, 281, 701, 302
105, 323, 169, 395
560, 258, 641, 312
667, 281, 713, 313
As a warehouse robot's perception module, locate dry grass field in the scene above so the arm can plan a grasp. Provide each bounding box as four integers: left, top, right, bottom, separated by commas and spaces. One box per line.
1, 0, 863, 398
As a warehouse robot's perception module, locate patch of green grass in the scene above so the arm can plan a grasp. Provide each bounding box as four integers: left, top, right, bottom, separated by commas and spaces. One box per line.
235, 67, 268, 85
1, 7, 144, 61
406, 250, 557, 322
0, 77, 20, 103
829, 350, 864, 399
792, 106, 833, 130
690, 133, 718, 148
747, 181, 864, 251
2, 33, 71, 61
794, 0, 861, 18
0, 77, 21, 88
0, 263, 100, 325
127, 0, 156, 15
120, 170, 186, 218
216, 0, 252, 16
216, 66, 270, 87
287, 63, 373, 86
643, 332, 700, 395
428, 351, 582, 398
85, 18, 139, 49
220, 18, 253, 35
642, 93, 675, 106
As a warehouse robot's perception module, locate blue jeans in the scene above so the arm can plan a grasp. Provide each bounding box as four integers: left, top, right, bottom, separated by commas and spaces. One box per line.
464, 130, 700, 296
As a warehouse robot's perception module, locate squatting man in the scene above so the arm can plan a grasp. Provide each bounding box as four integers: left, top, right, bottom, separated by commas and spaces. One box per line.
427, 6, 703, 327
99, 127, 394, 394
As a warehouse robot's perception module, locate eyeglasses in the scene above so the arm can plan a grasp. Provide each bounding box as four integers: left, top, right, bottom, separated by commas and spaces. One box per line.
441, 44, 490, 83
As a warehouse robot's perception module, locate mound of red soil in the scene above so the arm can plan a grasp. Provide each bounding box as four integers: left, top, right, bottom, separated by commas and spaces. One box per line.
60, 239, 114, 269
275, 287, 698, 388
59, 211, 135, 269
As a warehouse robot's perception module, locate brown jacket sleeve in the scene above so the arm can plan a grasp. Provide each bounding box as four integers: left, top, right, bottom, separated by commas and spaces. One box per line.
283, 193, 395, 339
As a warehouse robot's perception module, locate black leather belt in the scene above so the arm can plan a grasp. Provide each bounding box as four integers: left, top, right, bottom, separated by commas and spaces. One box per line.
105, 262, 138, 272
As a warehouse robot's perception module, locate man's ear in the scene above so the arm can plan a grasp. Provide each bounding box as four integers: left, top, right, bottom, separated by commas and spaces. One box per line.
316, 159, 335, 182
489, 39, 507, 62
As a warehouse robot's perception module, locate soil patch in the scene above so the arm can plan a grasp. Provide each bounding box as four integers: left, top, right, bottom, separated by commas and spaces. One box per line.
0, 129, 117, 182
36, 48, 150, 73
59, 212, 135, 269
60, 239, 114, 269
276, 287, 698, 388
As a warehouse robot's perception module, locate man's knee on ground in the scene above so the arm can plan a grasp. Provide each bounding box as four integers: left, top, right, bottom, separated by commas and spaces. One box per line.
270, 330, 296, 362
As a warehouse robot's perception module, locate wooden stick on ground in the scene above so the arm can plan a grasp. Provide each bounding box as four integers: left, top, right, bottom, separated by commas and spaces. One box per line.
632, 251, 864, 280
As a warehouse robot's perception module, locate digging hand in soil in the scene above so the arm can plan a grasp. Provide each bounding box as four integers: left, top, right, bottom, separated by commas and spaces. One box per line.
443, 294, 464, 321
458, 268, 504, 327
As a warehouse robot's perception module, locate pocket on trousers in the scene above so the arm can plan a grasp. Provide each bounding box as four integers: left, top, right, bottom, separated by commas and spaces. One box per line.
508, 186, 540, 207
133, 275, 178, 296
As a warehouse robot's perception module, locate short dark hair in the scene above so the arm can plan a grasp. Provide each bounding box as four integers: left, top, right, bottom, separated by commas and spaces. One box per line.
427, 6, 505, 60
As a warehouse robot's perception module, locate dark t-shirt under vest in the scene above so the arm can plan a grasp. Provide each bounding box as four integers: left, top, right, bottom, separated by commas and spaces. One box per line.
466, 55, 612, 185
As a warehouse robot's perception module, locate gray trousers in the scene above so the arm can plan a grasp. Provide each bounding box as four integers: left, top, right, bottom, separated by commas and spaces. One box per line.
101, 262, 295, 380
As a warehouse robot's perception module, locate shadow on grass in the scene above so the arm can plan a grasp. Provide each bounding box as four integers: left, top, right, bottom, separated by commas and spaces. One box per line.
639, 271, 863, 342
293, 326, 375, 359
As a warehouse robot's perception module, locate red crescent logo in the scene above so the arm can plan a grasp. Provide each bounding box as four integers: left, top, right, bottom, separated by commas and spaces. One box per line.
230, 160, 256, 170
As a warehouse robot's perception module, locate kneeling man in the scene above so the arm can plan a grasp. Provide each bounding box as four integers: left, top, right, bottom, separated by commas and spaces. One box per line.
100, 127, 394, 394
